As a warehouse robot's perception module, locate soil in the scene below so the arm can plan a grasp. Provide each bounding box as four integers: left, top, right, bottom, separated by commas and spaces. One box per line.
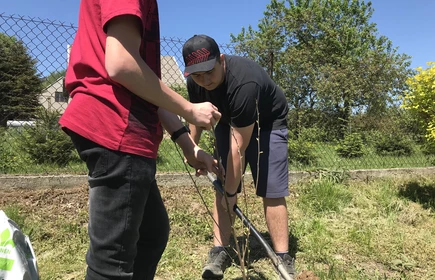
296, 270, 320, 280
0, 185, 320, 280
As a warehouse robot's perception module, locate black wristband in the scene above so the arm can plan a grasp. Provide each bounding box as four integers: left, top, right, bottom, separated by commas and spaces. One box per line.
225, 191, 237, 197
171, 126, 190, 142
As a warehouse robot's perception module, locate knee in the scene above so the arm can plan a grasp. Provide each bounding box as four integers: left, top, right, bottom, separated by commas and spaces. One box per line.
263, 196, 287, 207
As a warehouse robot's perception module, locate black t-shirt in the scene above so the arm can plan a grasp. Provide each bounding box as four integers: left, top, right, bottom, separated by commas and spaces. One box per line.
187, 55, 288, 130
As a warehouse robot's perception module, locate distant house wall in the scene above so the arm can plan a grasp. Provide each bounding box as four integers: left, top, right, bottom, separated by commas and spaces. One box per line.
160, 56, 186, 86
39, 77, 69, 114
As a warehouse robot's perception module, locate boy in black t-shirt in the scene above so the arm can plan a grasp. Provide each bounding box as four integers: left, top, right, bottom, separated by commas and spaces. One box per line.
183, 34, 296, 280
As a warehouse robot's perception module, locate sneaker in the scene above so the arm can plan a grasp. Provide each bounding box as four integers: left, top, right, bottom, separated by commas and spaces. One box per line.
202, 247, 232, 279
278, 254, 296, 280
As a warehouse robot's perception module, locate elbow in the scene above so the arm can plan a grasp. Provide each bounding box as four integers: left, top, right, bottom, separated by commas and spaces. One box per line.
105, 59, 128, 83
105, 33, 141, 84
105, 51, 137, 85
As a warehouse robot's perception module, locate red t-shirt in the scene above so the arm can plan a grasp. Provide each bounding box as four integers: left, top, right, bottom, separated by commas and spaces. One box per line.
59, 0, 163, 158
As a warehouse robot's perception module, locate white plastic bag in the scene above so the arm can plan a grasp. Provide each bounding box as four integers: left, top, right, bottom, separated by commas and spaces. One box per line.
0, 210, 39, 280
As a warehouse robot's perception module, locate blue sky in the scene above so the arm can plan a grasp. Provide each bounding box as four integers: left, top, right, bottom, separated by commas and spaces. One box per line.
1, 0, 434, 70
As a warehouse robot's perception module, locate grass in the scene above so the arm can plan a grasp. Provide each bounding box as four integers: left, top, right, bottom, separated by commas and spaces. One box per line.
306, 143, 435, 171
157, 139, 435, 173
0, 174, 434, 279
1, 127, 435, 174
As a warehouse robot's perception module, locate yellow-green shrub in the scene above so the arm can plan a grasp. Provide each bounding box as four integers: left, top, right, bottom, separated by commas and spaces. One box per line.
402, 62, 435, 142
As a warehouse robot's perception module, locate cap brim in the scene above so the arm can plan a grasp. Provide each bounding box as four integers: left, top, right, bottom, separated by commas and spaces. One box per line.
184, 59, 216, 77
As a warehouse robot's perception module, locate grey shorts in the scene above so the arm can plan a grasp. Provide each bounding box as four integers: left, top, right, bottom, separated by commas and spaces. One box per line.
214, 123, 289, 198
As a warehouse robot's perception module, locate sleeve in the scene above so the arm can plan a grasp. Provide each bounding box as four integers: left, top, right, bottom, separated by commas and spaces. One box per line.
229, 82, 260, 127
100, 0, 143, 32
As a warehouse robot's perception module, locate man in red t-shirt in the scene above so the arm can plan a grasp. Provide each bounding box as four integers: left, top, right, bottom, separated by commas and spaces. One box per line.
59, 1, 222, 279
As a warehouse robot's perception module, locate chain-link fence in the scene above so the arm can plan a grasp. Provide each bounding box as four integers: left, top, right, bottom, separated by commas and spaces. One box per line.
0, 13, 433, 175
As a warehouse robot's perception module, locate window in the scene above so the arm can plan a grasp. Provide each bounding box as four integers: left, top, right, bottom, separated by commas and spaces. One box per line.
55, 91, 68, 102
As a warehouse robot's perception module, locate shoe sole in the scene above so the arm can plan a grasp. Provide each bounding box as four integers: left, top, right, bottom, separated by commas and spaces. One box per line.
202, 269, 223, 279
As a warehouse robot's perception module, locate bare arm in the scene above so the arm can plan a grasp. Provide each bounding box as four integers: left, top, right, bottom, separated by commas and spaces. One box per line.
158, 108, 219, 175
189, 124, 204, 144
224, 124, 254, 194
104, 15, 220, 129
158, 108, 195, 156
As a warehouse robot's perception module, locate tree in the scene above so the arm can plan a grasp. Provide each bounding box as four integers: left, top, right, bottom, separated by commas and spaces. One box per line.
402, 62, 435, 143
19, 108, 76, 166
42, 69, 66, 89
0, 33, 42, 127
231, 0, 413, 138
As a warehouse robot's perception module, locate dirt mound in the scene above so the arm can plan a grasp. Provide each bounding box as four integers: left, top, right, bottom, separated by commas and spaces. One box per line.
296, 270, 320, 280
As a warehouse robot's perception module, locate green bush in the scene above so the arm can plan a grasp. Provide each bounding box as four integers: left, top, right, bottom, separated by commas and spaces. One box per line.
402, 62, 435, 143
361, 130, 382, 146
288, 138, 317, 166
335, 133, 365, 158
420, 140, 435, 156
199, 131, 215, 155
19, 108, 76, 166
0, 145, 20, 173
298, 126, 328, 143
0, 130, 20, 173
170, 85, 188, 100
373, 133, 415, 157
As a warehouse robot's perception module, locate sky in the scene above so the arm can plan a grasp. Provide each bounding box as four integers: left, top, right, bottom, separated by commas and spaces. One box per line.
1, 0, 434, 70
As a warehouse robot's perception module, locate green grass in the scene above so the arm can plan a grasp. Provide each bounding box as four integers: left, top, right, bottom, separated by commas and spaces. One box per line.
288, 177, 435, 279
2, 128, 435, 174
156, 137, 190, 172
1, 175, 434, 279
299, 142, 435, 170
298, 179, 353, 213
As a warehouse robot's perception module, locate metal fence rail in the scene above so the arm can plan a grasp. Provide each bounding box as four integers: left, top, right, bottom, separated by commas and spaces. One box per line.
0, 13, 432, 175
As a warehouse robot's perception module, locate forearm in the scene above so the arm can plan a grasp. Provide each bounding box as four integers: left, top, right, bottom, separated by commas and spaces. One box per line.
107, 53, 192, 119
224, 147, 244, 195
222, 125, 253, 194
158, 108, 185, 134
158, 108, 195, 152
105, 25, 193, 120
189, 124, 203, 144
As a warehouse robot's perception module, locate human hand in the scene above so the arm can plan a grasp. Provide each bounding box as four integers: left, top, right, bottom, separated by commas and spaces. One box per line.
184, 146, 224, 177
187, 102, 221, 130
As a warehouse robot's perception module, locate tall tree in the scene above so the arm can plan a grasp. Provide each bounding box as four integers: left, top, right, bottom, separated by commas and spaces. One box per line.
0, 33, 42, 127
42, 69, 66, 89
231, 0, 412, 138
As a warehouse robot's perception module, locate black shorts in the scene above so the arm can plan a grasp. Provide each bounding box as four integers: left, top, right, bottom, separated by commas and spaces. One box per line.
214, 123, 289, 198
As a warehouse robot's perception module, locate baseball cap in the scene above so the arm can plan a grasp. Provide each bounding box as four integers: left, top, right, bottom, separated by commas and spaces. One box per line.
182, 35, 220, 77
